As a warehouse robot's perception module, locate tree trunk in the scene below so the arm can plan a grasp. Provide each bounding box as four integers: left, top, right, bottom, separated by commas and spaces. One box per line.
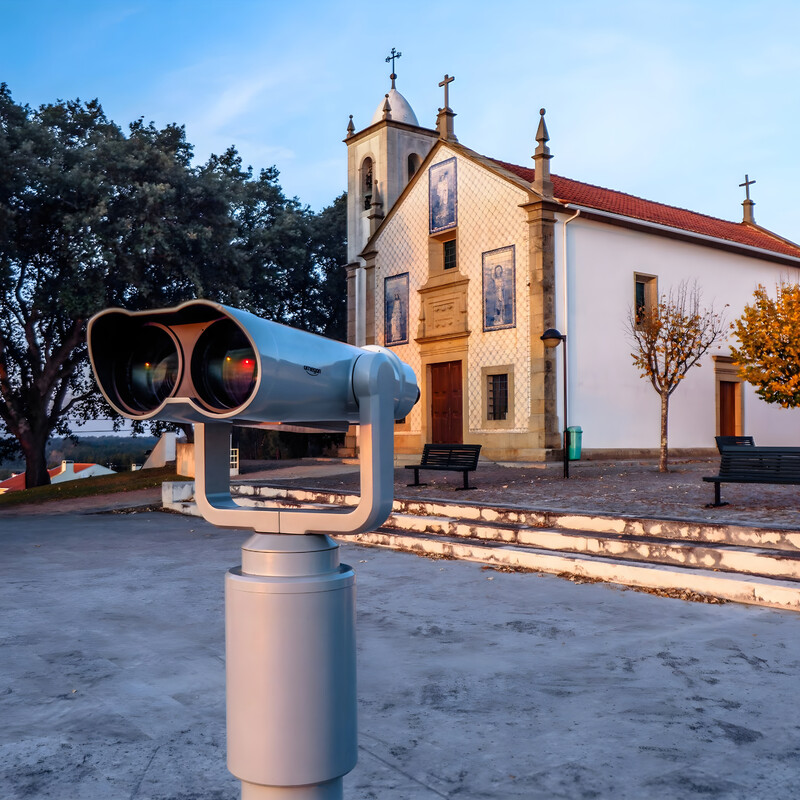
659, 391, 669, 473
178, 423, 194, 444
21, 435, 51, 488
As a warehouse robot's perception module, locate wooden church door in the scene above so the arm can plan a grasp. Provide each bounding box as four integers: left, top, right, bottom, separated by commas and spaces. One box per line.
430, 361, 463, 443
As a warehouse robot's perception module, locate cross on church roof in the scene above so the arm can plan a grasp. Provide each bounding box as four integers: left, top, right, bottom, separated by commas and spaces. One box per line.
385, 48, 402, 89
439, 73, 454, 110
739, 174, 756, 201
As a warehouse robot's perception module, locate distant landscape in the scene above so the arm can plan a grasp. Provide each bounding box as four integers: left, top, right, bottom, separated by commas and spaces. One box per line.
0, 436, 159, 480
1, 428, 346, 482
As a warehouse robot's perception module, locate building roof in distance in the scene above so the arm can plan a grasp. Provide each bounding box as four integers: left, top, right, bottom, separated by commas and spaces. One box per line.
0, 462, 112, 493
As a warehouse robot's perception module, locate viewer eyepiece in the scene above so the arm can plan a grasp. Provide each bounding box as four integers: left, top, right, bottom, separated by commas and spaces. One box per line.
114, 323, 180, 413
191, 318, 258, 411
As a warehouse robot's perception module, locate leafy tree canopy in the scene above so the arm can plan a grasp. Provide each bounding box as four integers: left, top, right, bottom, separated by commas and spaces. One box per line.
0, 85, 346, 487
731, 283, 800, 408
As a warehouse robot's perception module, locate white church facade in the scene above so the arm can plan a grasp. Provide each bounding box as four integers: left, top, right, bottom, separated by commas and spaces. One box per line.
343, 71, 800, 462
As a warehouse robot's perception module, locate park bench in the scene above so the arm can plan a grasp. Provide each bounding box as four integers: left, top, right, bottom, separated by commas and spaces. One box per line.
703, 445, 800, 506
405, 443, 482, 490
715, 435, 755, 452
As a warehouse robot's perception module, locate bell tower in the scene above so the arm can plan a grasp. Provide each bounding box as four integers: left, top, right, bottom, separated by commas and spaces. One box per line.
344, 52, 438, 345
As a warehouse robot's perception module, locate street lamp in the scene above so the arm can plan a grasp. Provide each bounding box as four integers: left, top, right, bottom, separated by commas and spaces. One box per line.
540, 328, 569, 479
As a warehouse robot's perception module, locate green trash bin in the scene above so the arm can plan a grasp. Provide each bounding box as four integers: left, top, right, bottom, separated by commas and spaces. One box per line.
567, 426, 582, 460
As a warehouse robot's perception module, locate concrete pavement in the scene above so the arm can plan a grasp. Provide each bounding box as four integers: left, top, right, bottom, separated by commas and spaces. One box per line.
3, 511, 800, 798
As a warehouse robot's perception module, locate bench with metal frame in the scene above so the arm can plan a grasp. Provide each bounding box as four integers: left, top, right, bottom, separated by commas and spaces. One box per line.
405, 443, 482, 490
703, 445, 800, 506
715, 435, 755, 452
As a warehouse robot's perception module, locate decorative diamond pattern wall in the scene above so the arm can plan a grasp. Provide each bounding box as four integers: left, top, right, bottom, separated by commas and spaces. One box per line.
374, 147, 533, 435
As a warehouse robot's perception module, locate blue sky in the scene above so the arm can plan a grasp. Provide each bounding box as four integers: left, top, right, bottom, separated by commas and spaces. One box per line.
3, 0, 800, 239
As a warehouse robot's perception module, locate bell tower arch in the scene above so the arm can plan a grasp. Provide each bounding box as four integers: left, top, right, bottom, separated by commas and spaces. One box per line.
344, 62, 439, 345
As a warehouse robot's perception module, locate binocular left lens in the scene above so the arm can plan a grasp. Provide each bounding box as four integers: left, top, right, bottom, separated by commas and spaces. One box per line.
113, 324, 180, 413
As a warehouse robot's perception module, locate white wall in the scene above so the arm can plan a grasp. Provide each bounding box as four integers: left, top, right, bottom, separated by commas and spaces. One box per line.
50, 462, 116, 483
558, 216, 800, 449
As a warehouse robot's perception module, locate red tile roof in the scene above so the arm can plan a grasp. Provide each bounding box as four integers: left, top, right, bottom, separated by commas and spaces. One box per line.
490, 158, 800, 259
0, 473, 27, 492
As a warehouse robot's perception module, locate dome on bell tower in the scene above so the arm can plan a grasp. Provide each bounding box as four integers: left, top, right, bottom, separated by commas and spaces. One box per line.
370, 86, 420, 127
345, 53, 438, 271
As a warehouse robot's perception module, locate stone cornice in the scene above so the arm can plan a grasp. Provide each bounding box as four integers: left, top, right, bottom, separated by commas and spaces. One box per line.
344, 119, 438, 146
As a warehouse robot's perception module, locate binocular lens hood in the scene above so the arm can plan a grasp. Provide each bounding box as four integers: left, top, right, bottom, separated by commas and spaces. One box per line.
88, 300, 418, 425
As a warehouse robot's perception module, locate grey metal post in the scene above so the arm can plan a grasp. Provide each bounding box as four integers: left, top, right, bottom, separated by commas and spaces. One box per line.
226, 533, 357, 799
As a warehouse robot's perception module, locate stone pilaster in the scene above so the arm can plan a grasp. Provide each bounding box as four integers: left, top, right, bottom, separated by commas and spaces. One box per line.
367, 181, 384, 237
742, 198, 756, 225
362, 249, 378, 345
523, 197, 562, 450
344, 261, 360, 346
436, 108, 458, 142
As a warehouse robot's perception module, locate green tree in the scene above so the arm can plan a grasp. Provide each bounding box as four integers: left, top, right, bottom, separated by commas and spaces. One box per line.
202, 153, 347, 339
627, 281, 727, 472
731, 283, 800, 407
310, 192, 347, 341
241, 188, 347, 339
0, 86, 318, 487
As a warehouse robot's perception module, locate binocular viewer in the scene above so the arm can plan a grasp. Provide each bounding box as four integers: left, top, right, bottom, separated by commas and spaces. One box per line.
88, 299, 418, 427
87, 300, 419, 536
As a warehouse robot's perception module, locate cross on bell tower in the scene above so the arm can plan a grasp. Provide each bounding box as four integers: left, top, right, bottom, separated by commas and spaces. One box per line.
439, 74, 454, 109
385, 48, 402, 89
740, 174, 756, 224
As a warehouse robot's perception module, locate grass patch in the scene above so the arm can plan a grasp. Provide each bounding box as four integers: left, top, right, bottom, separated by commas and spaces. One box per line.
0, 467, 191, 508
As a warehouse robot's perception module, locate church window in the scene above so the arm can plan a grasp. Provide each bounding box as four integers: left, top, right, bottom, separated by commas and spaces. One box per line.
408, 153, 422, 181
634, 273, 657, 325
361, 157, 373, 210
487, 374, 508, 421
428, 230, 459, 275
443, 239, 457, 270
481, 365, 514, 427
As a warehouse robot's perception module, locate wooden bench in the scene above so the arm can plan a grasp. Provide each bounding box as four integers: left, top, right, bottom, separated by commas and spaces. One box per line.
405, 444, 482, 490
703, 446, 800, 506
715, 435, 755, 452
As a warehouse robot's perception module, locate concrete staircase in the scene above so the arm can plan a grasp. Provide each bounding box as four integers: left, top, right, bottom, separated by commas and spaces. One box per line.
162, 481, 800, 611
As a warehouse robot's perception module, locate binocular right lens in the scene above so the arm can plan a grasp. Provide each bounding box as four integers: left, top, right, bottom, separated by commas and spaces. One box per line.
114, 324, 180, 413
192, 318, 258, 411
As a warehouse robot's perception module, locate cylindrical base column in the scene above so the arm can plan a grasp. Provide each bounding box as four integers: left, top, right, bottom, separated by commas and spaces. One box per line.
226, 534, 357, 797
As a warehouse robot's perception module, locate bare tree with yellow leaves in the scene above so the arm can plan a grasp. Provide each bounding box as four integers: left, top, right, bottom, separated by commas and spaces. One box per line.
731, 283, 800, 408
627, 281, 727, 472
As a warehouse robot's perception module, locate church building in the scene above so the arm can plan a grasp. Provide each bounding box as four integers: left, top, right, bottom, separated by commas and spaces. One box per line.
343, 66, 800, 462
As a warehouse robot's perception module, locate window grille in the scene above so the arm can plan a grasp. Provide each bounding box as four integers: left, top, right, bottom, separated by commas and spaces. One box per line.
487, 374, 508, 421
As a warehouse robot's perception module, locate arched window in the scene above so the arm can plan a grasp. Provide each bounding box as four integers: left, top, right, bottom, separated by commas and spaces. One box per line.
361, 157, 373, 210
407, 153, 422, 181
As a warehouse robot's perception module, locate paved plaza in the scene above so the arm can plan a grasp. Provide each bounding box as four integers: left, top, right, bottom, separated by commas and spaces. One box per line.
2, 509, 800, 798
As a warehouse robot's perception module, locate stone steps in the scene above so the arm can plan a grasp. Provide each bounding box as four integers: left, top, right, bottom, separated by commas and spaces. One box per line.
161, 481, 800, 611
380, 513, 800, 582
353, 527, 800, 611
